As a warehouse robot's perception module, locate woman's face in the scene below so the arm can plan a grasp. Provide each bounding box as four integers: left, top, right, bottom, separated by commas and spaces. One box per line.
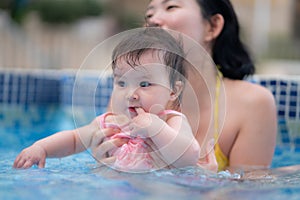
145, 0, 208, 46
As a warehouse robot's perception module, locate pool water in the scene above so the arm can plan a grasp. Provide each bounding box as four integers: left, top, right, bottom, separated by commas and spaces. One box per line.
1, 104, 300, 200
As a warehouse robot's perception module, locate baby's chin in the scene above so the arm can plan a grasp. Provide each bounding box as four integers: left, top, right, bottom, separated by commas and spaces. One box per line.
129, 112, 138, 119
128, 108, 138, 118
149, 104, 165, 114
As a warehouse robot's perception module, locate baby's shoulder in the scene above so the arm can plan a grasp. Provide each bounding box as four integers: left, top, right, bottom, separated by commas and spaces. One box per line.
161, 110, 187, 121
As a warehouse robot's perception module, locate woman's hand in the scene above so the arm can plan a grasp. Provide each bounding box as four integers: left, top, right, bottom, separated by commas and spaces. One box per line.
91, 134, 129, 165
197, 139, 218, 172
90, 114, 129, 166
13, 144, 47, 169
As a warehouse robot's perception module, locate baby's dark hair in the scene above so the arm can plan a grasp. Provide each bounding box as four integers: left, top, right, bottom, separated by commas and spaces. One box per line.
112, 28, 186, 105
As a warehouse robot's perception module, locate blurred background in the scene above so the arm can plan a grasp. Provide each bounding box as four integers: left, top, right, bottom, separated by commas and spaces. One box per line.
0, 0, 299, 74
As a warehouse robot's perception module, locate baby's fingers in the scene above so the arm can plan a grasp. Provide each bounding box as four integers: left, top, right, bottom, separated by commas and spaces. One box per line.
13, 152, 30, 168
135, 107, 146, 115
13, 156, 25, 169
13, 156, 40, 169
37, 159, 46, 168
22, 160, 36, 169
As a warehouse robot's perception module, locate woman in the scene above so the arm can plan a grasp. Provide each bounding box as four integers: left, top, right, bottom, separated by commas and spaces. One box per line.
146, 0, 278, 171
93, 0, 277, 172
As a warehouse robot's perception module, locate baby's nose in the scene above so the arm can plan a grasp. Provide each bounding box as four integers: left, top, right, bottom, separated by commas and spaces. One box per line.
126, 89, 139, 101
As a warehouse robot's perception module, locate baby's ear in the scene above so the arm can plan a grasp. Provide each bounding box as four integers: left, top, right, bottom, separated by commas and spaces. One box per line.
170, 81, 184, 101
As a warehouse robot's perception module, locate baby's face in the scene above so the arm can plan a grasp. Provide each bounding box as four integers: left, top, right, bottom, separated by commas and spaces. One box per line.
111, 51, 173, 118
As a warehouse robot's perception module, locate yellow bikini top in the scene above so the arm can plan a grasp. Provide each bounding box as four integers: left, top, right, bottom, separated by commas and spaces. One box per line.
214, 68, 229, 171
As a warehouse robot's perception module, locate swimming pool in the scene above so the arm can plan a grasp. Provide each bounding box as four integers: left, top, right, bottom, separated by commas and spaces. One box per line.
1, 105, 300, 200
1, 71, 300, 200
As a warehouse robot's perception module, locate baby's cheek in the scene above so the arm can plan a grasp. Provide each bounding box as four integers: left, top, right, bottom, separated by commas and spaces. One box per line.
149, 104, 165, 114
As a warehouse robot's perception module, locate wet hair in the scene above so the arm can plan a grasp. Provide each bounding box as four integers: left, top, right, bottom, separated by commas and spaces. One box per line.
112, 28, 186, 93
196, 0, 255, 79
112, 28, 186, 107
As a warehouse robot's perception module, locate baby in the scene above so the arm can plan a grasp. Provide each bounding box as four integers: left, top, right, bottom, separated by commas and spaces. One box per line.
13, 28, 201, 172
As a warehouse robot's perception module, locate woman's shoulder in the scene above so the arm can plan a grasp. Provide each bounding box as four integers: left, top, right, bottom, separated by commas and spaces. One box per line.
224, 78, 276, 108
224, 78, 277, 135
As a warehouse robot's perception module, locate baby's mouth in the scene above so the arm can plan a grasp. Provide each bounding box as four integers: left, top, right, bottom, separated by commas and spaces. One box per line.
128, 106, 137, 113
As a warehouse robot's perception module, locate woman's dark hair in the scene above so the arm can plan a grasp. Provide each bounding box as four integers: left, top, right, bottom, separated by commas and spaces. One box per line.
197, 0, 254, 80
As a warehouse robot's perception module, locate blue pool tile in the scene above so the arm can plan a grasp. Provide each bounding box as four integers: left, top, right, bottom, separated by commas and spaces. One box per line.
1, 72, 300, 148
289, 111, 296, 118
278, 119, 290, 144
290, 90, 297, 96
270, 80, 277, 86
0, 89, 3, 102
0, 74, 4, 84
280, 80, 287, 86
278, 110, 285, 117
294, 138, 300, 148
279, 100, 286, 105
280, 90, 287, 95
60, 75, 75, 105
260, 80, 267, 86
289, 101, 297, 107
281, 137, 290, 144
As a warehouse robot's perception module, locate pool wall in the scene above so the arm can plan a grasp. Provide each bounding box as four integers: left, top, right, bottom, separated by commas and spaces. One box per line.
0, 70, 112, 109
0, 70, 299, 148
254, 75, 300, 148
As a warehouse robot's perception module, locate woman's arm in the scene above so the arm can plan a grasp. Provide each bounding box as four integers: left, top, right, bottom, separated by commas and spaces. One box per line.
228, 85, 277, 171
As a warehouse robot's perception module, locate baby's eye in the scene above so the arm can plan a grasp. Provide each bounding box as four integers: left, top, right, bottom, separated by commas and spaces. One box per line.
140, 81, 151, 87
117, 80, 126, 87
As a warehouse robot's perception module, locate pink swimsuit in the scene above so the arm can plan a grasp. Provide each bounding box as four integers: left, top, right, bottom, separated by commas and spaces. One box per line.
98, 110, 183, 172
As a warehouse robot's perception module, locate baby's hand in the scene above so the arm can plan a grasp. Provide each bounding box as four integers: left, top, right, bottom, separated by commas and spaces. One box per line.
129, 108, 164, 138
105, 114, 130, 129
13, 144, 47, 169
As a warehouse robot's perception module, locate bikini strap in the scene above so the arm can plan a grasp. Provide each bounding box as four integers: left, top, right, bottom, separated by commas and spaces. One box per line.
214, 68, 223, 139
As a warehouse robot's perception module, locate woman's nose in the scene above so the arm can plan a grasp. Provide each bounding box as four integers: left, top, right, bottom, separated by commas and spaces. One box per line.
146, 13, 163, 27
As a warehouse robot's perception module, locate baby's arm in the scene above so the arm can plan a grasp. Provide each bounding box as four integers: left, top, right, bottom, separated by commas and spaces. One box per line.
130, 108, 200, 168
150, 114, 200, 168
13, 118, 102, 169
13, 129, 78, 169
